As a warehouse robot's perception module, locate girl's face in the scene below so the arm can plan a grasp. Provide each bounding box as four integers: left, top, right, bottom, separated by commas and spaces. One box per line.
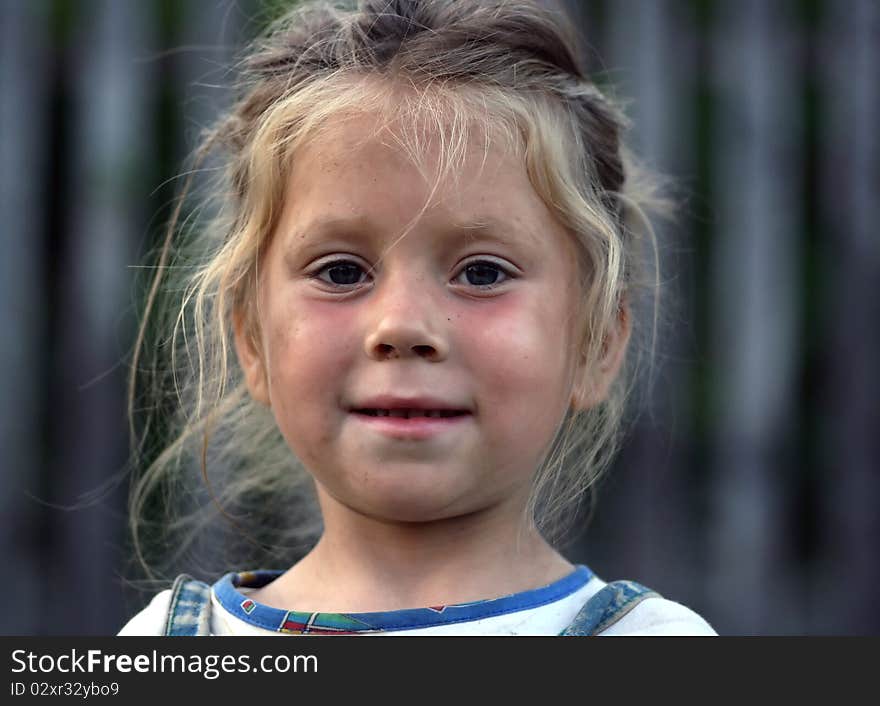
235, 113, 593, 527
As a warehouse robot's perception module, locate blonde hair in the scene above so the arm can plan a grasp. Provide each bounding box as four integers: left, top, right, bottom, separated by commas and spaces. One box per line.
128, 0, 665, 581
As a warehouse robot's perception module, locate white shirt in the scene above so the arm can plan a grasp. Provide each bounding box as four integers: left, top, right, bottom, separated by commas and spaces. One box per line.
118, 566, 717, 636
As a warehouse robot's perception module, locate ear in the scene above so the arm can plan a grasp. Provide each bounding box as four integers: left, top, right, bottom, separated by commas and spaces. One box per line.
570, 301, 631, 411
232, 307, 270, 407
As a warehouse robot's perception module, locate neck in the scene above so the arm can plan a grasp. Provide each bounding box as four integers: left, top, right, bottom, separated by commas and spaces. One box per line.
254, 492, 573, 613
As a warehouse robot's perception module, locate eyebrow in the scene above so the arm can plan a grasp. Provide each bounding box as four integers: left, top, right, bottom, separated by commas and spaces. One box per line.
289, 214, 531, 249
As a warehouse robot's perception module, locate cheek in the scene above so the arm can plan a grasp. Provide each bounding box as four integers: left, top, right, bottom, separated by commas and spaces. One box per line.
458, 294, 573, 426
263, 299, 357, 422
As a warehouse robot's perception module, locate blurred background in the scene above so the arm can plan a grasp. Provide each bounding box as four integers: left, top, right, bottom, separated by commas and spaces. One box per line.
1, 0, 877, 635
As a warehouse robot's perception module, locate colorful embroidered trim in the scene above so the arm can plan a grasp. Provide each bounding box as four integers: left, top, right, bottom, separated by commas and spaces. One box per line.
213, 565, 594, 634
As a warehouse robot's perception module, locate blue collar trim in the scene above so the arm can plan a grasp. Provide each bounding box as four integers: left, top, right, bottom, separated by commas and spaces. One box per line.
212, 565, 594, 634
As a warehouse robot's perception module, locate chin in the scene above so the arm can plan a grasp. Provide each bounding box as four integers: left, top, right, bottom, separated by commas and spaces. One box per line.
361, 495, 464, 524
333, 482, 473, 525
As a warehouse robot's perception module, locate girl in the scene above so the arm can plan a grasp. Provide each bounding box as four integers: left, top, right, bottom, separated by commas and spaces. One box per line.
119, 0, 715, 636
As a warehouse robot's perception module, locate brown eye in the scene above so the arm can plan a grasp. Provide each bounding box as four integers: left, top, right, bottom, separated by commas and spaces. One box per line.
454, 260, 513, 288
313, 260, 367, 287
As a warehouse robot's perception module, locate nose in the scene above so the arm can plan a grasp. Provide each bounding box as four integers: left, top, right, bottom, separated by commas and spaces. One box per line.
363, 270, 449, 362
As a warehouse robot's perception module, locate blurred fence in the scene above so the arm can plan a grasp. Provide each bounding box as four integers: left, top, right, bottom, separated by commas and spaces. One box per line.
0, 0, 877, 635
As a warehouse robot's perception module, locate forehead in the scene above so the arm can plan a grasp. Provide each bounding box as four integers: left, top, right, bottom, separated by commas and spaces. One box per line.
282, 111, 563, 253
294, 108, 511, 190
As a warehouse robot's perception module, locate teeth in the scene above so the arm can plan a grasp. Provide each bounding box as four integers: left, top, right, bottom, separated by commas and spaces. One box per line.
363, 409, 459, 419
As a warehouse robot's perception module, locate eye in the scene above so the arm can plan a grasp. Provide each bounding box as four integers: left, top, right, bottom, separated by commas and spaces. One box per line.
308, 257, 515, 291
310, 259, 369, 288
453, 259, 514, 289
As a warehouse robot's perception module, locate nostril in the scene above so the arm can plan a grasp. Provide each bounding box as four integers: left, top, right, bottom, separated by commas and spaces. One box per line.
370, 342, 442, 361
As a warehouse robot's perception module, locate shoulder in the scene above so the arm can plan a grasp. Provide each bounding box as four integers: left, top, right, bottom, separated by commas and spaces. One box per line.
599, 594, 717, 636
117, 589, 172, 636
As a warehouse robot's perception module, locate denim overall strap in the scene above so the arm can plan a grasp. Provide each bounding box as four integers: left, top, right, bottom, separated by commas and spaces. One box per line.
163, 574, 212, 636
560, 580, 659, 635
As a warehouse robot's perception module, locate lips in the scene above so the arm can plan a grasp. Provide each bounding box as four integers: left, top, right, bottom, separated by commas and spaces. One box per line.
348, 396, 472, 440
353, 409, 468, 419
349, 394, 472, 417
350, 408, 471, 441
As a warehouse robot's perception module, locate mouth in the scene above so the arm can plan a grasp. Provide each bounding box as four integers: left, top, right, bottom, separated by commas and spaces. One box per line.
352, 408, 470, 419
349, 408, 472, 440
